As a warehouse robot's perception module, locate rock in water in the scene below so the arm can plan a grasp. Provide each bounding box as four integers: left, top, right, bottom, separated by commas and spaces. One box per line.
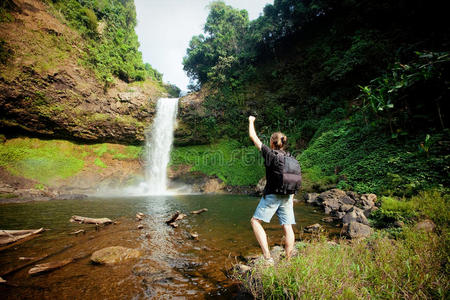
90, 246, 141, 264
304, 193, 320, 205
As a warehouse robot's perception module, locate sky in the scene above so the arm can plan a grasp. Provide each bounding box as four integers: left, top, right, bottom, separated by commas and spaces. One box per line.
134, 0, 273, 91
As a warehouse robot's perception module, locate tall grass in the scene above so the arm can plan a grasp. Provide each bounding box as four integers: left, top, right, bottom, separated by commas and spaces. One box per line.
239, 229, 448, 299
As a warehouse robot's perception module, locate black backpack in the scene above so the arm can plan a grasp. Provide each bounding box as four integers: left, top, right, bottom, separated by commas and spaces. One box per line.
272, 150, 302, 195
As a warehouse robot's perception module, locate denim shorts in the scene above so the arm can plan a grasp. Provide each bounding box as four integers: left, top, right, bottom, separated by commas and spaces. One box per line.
253, 194, 296, 225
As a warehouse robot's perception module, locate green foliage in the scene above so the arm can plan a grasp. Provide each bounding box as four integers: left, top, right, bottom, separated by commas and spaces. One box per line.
171, 140, 264, 186
48, 0, 171, 88
94, 157, 106, 168
370, 190, 449, 228
0, 138, 144, 184
299, 113, 449, 195
239, 228, 448, 299
183, 1, 249, 85
0, 138, 85, 184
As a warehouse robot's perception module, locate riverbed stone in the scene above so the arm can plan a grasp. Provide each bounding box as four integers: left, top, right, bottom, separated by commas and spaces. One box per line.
304, 223, 324, 233
90, 246, 141, 264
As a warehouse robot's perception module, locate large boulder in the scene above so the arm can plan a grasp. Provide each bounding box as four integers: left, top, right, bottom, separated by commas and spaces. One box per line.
343, 222, 373, 239
342, 207, 369, 225
90, 246, 141, 264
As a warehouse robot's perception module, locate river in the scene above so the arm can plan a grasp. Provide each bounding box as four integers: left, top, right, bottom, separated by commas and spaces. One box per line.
0, 194, 336, 299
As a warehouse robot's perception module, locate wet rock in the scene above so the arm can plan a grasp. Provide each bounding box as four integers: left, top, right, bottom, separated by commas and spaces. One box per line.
343, 222, 373, 239
304, 193, 319, 205
342, 207, 369, 225
415, 219, 436, 232
90, 246, 141, 264
304, 223, 324, 233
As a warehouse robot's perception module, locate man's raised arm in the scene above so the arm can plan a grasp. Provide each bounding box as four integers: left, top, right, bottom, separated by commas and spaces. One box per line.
248, 116, 262, 151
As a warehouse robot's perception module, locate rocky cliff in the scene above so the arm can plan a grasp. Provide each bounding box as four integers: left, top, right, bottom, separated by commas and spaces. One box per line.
0, 0, 169, 144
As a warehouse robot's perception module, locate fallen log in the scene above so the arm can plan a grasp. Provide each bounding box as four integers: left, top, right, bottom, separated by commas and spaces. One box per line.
28, 252, 90, 276
69, 216, 112, 225
28, 258, 74, 275
191, 208, 208, 215
166, 211, 186, 224
0, 228, 44, 246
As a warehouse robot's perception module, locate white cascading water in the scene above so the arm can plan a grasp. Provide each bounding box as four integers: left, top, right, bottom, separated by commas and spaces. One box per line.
144, 97, 179, 194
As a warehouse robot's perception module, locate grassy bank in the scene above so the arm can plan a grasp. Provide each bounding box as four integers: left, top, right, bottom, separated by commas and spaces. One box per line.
238, 190, 449, 299
171, 139, 264, 186
0, 137, 143, 185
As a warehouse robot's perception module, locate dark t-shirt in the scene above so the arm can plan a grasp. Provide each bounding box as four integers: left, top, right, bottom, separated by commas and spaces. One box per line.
261, 144, 285, 195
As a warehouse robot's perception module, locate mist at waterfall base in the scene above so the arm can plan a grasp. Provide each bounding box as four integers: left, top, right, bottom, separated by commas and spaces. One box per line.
98, 98, 192, 196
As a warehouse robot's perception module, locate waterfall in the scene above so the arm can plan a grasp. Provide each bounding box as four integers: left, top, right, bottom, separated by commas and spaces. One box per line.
144, 97, 178, 194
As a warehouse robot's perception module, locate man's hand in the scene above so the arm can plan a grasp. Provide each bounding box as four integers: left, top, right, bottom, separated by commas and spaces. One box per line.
248, 115, 262, 150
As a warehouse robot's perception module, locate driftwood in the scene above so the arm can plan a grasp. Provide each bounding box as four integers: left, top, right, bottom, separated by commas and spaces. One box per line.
165, 211, 186, 228
28, 252, 89, 276
0, 228, 44, 246
69, 229, 85, 235
191, 208, 208, 215
0, 244, 74, 278
69, 216, 112, 225
136, 212, 145, 221
29, 258, 74, 275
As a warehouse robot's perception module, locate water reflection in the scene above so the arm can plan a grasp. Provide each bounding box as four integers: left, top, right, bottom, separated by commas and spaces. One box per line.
0, 195, 336, 298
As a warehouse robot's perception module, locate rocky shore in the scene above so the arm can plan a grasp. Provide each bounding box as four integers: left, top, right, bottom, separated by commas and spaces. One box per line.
303, 189, 379, 239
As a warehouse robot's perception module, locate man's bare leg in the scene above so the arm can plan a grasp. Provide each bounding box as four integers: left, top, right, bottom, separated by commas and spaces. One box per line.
251, 217, 271, 259
282, 224, 295, 260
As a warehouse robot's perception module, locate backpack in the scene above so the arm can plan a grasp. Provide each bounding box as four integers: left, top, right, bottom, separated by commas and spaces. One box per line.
272, 150, 302, 195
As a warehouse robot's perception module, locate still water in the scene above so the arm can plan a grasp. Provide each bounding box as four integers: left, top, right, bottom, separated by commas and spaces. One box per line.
0, 194, 335, 299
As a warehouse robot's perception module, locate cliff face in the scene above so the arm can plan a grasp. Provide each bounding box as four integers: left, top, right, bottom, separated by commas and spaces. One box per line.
0, 0, 167, 144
